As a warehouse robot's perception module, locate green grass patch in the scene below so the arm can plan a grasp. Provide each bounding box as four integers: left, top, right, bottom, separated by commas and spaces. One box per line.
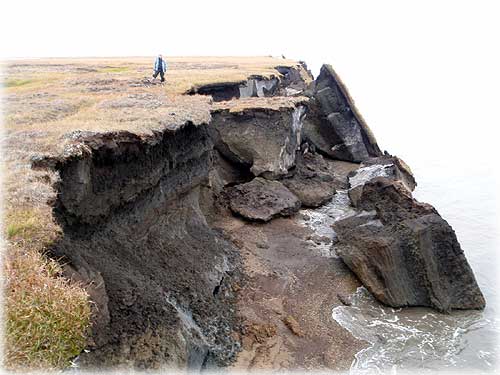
5, 247, 91, 370
6, 209, 41, 240
4, 79, 33, 87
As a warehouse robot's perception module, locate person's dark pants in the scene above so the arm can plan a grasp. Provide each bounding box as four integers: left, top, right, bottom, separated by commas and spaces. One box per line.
153, 70, 165, 82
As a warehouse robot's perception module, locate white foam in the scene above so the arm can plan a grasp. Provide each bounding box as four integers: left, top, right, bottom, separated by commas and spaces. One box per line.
298, 189, 355, 257
349, 164, 394, 188
332, 287, 496, 373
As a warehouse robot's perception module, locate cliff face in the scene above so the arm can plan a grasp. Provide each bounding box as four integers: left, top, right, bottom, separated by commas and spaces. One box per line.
29, 60, 485, 371
40, 124, 242, 369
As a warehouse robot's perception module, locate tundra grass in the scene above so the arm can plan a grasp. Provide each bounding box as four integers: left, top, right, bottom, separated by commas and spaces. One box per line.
98, 66, 130, 73
4, 79, 33, 88
3, 208, 91, 370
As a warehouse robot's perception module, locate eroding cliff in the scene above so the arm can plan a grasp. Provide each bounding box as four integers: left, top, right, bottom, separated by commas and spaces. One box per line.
29, 60, 485, 371
36, 123, 242, 369
186, 64, 312, 101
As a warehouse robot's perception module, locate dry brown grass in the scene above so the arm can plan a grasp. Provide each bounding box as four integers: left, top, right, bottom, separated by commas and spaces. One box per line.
3, 56, 302, 141
3, 207, 91, 370
213, 96, 308, 113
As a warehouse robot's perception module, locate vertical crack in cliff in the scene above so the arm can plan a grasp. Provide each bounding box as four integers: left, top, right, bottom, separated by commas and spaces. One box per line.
186, 65, 310, 101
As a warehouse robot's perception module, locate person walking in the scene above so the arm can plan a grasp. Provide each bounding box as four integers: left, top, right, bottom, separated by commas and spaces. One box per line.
152, 54, 167, 82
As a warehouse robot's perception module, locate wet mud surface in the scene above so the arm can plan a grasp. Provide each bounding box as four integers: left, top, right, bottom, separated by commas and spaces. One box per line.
213, 160, 366, 371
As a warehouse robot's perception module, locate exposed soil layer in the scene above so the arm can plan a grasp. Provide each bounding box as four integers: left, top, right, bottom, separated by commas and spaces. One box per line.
41, 123, 243, 370
186, 65, 311, 101
209, 105, 305, 179
187, 81, 244, 101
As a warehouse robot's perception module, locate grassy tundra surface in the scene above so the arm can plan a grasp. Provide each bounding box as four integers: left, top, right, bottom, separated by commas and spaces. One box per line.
1, 56, 307, 370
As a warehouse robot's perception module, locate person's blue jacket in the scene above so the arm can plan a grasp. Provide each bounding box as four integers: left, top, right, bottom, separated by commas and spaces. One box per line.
154, 56, 167, 72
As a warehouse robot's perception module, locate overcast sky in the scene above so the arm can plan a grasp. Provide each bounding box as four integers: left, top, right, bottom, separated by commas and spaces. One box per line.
1, 0, 499, 161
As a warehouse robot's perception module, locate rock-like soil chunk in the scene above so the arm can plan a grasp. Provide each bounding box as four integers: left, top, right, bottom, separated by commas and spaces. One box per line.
347, 154, 417, 207
226, 178, 301, 222
282, 152, 337, 207
333, 177, 486, 312
304, 64, 382, 162
209, 102, 305, 179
